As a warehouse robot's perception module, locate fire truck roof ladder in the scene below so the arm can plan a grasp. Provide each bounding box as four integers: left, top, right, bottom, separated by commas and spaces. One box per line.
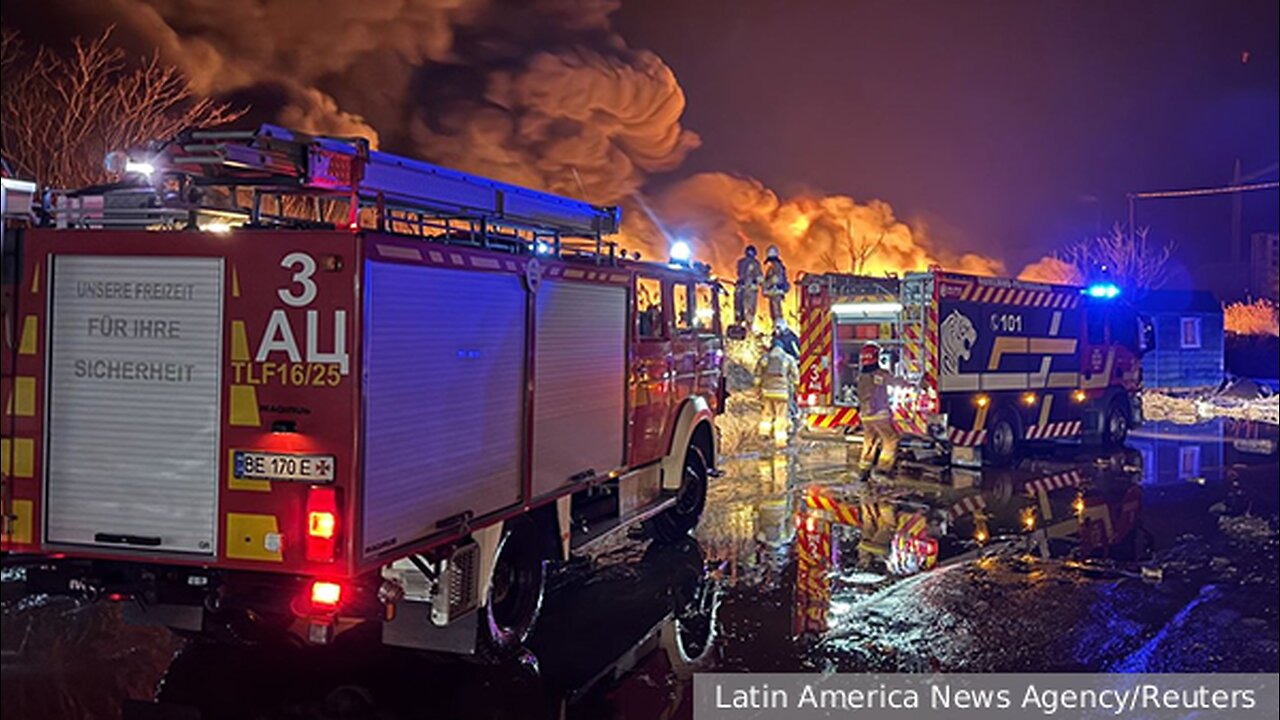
57, 124, 624, 262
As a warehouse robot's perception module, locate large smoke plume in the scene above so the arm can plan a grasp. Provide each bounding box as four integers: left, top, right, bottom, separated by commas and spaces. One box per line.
92, 0, 699, 204
15, 0, 1004, 279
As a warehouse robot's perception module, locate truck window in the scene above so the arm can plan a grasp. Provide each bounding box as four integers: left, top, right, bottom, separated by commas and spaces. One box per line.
636, 276, 664, 339
673, 282, 693, 333
1111, 309, 1138, 350
694, 283, 717, 333
1086, 307, 1106, 344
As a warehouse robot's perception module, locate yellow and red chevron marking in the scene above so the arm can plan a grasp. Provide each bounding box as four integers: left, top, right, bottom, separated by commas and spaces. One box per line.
924, 304, 939, 393
891, 402, 928, 436
902, 322, 921, 376
959, 283, 1081, 308
806, 407, 858, 429
890, 512, 938, 572
799, 303, 830, 396
803, 486, 861, 526
897, 512, 928, 538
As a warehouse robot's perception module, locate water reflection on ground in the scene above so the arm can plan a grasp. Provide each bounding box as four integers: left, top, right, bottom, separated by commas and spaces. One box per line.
1, 420, 1277, 719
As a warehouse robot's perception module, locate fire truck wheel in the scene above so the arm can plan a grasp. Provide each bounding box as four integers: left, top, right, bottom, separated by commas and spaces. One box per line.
651, 445, 709, 544
1104, 398, 1130, 446
984, 409, 1020, 466
481, 517, 547, 655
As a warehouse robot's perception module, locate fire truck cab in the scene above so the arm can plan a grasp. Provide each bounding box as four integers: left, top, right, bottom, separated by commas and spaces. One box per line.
0, 125, 724, 655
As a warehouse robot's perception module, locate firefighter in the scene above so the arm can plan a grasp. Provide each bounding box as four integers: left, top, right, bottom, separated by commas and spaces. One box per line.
762, 245, 789, 327
774, 318, 801, 360
855, 342, 901, 479
756, 332, 799, 447
734, 245, 763, 328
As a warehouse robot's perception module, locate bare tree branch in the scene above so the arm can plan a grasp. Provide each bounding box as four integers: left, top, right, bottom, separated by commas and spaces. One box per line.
822, 220, 886, 275
1052, 223, 1175, 293
1, 27, 245, 188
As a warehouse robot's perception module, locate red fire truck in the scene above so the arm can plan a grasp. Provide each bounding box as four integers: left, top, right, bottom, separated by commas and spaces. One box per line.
798, 269, 1150, 465
0, 125, 724, 654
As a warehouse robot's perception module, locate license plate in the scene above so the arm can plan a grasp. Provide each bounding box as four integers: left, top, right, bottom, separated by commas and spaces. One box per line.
233, 451, 335, 483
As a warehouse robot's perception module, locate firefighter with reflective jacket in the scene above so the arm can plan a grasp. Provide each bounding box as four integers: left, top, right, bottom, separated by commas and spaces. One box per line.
734, 245, 763, 328
756, 332, 799, 446
855, 342, 901, 479
762, 245, 789, 327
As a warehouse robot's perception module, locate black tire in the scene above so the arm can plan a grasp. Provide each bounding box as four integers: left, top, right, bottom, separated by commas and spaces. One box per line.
1103, 397, 1130, 446
650, 445, 709, 544
480, 517, 546, 655
984, 408, 1020, 466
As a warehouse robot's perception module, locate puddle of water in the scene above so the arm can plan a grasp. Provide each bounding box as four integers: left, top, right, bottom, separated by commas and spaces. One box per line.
1, 424, 1276, 718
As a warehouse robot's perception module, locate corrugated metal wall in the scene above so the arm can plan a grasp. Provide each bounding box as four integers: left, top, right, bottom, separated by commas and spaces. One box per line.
1147, 312, 1224, 389
361, 262, 525, 558
531, 280, 626, 497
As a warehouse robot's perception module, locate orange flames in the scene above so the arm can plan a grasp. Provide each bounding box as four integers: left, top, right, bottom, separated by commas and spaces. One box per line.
621, 172, 1005, 283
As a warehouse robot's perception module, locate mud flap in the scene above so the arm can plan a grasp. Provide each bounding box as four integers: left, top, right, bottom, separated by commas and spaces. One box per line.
382, 601, 478, 654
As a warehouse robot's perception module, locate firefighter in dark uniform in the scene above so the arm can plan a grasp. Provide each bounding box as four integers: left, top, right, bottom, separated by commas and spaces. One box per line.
734, 245, 763, 329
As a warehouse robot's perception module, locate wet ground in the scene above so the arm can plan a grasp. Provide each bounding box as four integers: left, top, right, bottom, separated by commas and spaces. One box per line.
2, 418, 1277, 719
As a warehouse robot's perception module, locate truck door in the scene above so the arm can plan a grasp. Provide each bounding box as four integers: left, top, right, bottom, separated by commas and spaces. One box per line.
629, 275, 671, 465
670, 281, 698, 401
692, 282, 723, 404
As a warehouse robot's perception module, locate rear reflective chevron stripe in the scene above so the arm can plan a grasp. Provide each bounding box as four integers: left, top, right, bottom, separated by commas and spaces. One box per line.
944, 494, 987, 522
963, 285, 1082, 308
947, 427, 987, 446
1023, 420, 1082, 439
1024, 470, 1084, 496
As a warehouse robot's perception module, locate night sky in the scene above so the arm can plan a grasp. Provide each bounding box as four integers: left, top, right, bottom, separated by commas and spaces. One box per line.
618, 0, 1279, 281
3, 0, 1278, 288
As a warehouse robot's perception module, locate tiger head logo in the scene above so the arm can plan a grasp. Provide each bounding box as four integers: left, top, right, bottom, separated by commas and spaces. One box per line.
940, 311, 977, 376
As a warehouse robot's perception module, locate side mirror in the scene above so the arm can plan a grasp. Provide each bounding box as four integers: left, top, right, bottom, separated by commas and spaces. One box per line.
1138, 314, 1155, 354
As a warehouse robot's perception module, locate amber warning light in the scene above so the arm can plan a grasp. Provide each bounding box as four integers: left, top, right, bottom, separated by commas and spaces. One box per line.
306, 486, 338, 562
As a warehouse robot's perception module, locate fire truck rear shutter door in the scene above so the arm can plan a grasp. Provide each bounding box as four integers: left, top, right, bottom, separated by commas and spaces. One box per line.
531, 279, 626, 497
45, 255, 223, 555
362, 262, 525, 557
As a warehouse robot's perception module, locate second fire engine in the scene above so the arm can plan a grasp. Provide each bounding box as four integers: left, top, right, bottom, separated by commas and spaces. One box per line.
798, 269, 1151, 465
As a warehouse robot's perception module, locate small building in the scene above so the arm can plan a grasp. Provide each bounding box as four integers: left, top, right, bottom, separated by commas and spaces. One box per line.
1136, 289, 1224, 390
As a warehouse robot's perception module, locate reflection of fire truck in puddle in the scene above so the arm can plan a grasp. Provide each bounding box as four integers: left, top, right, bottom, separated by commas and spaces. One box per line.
790, 455, 1146, 636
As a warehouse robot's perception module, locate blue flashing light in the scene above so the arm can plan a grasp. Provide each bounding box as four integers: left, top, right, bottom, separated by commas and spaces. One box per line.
1085, 282, 1121, 299
669, 239, 693, 263
534, 241, 552, 255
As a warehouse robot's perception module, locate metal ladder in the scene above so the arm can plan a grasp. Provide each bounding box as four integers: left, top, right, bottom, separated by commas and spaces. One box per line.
52, 124, 624, 262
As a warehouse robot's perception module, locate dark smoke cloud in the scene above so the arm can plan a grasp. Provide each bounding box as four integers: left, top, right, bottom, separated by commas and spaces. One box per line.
84, 0, 698, 204
3, 0, 1005, 278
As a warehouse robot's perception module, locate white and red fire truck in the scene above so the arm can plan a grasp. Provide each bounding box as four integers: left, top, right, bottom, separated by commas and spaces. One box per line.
798, 269, 1151, 465
0, 125, 725, 654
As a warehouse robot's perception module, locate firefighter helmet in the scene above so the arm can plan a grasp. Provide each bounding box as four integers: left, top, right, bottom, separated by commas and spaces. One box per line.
745, 244, 758, 258
859, 342, 880, 368
766, 244, 780, 260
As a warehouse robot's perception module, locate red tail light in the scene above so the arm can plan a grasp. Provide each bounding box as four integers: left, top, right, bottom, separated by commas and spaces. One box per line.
310, 580, 343, 609
306, 486, 338, 563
